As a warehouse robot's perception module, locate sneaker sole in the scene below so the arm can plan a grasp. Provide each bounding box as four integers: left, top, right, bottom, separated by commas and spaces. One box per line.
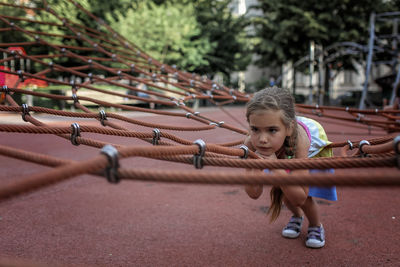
282, 231, 300, 239
305, 240, 325, 248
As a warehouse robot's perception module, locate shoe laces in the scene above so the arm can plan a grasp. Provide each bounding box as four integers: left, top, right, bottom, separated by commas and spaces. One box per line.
307, 226, 323, 241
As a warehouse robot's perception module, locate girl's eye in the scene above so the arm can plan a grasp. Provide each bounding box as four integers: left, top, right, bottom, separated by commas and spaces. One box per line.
269, 128, 278, 133
251, 127, 258, 132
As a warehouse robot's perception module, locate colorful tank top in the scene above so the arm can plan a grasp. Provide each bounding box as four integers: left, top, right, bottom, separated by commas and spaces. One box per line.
296, 116, 337, 201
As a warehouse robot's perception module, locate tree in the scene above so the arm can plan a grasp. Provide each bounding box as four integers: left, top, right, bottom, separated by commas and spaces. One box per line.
250, 0, 393, 68
191, 0, 252, 79
106, 1, 213, 72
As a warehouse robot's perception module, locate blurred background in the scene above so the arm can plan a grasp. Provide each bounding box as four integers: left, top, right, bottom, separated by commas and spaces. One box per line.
3, 0, 400, 109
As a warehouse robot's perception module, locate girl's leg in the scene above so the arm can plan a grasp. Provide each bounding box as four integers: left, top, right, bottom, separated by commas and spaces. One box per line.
300, 196, 321, 227
283, 196, 303, 217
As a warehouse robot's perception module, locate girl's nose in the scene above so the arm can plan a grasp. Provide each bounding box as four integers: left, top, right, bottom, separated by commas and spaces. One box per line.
259, 133, 268, 144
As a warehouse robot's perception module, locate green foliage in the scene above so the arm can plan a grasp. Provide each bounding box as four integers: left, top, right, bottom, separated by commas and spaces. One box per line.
250, 0, 392, 68
106, 1, 212, 72
192, 0, 252, 78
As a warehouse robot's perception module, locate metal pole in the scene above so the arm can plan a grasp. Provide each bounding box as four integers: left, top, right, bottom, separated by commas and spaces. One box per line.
317, 44, 324, 106
309, 41, 315, 104
390, 18, 399, 105
359, 12, 376, 110
390, 65, 400, 105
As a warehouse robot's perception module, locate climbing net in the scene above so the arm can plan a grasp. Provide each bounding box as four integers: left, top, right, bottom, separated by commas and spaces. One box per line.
0, 0, 400, 202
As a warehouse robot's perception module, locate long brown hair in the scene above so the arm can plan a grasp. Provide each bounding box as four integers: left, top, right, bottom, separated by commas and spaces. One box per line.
246, 87, 298, 222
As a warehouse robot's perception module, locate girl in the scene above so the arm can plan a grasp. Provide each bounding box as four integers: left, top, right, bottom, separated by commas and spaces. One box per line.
244, 87, 337, 249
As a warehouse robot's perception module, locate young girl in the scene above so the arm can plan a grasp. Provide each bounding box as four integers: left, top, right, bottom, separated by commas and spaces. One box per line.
244, 87, 337, 249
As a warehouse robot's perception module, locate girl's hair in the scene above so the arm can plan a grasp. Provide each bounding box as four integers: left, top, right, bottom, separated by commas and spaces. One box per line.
246, 87, 298, 222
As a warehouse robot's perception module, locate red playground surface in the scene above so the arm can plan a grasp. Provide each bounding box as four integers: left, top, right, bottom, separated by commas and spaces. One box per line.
0, 106, 399, 266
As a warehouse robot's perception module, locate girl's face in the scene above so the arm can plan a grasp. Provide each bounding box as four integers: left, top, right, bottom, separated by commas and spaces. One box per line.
248, 109, 293, 157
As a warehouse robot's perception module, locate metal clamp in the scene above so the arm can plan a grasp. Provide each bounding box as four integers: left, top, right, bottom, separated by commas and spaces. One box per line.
193, 139, 206, 169
209, 122, 218, 127
186, 112, 192, 118
394, 136, 400, 169
152, 128, 161, 145
347, 140, 354, 150
359, 140, 370, 157
72, 93, 79, 103
70, 80, 77, 90
70, 123, 81, 146
239, 145, 249, 159
393, 135, 400, 155
21, 104, 29, 122
88, 73, 93, 83
100, 145, 120, 184
17, 70, 24, 82
99, 110, 107, 126
1, 85, 9, 94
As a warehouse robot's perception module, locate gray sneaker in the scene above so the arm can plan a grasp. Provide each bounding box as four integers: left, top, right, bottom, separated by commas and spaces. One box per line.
306, 224, 325, 248
282, 216, 303, 238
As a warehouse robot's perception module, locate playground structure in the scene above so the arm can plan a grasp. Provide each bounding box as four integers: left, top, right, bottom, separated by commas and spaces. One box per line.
280, 11, 400, 109
0, 0, 400, 203
1, 1, 400, 265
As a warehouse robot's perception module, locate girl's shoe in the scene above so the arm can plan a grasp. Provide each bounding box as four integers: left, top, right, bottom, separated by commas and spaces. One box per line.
306, 224, 325, 248
282, 216, 303, 238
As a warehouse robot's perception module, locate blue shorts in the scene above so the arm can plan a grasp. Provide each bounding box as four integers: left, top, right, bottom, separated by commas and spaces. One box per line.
264, 169, 337, 201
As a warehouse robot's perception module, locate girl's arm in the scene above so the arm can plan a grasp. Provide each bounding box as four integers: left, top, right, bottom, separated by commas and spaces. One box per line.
243, 136, 263, 199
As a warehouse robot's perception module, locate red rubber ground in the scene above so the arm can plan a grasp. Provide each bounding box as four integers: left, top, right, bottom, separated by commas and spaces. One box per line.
0, 106, 399, 266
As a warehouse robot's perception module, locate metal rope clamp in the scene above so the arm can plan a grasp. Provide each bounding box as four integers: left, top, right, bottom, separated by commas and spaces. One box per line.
21, 104, 29, 122
347, 140, 354, 150
72, 93, 79, 104
88, 73, 93, 83
17, 70, 25, 82
1, 85, 9, 100
100, 144, 120, 184
152, 128, 161, 145
70, 123, 81, 146
1, 85, 9, 93
358, 140, 370, 157
193, 139, 206, 169
99, 110, 107, 126
239, 145, 249, 159
393, 135, 400, 169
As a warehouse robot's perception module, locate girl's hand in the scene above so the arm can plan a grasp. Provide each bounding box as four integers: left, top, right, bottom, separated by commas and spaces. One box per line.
244, 168, 263, 199
245, 184, 263, 199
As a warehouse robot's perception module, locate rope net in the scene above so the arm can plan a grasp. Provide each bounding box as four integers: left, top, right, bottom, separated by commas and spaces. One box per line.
1, 0, 400, 202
